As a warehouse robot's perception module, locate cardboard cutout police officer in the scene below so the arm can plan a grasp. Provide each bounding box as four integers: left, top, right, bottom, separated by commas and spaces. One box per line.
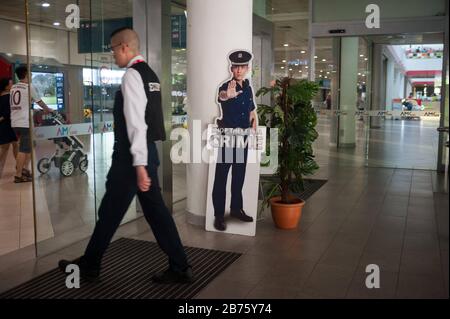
212, 50, 257, 231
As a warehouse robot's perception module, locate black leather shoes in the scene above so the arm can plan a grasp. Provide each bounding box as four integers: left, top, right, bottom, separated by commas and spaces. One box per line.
152, 267, 194, 284
230, 209, 254, 222
58, 258, 100, 283
214, 217, 226, 231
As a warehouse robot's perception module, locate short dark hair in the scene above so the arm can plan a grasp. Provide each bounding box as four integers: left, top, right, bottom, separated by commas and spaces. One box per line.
110, 26, 133, 39
15, 65, 28, 80
0, 77, 12, 92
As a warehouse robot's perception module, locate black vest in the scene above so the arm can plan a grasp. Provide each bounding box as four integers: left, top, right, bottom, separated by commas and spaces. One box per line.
113, 61, 166, 162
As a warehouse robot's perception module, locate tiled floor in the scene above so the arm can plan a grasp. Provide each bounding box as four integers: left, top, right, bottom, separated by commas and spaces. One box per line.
0, 116, 448, 298
0, 146, 35, 255
0, 164, 447, 298
314, 117, 441, 170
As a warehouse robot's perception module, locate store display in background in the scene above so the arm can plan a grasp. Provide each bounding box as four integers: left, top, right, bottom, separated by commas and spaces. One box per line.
32, 71, 64, 111
405, 45, 444, 59
171, 14, 187, 49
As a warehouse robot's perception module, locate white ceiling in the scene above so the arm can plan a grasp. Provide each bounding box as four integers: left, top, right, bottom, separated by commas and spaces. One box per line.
0, 0, 133, 29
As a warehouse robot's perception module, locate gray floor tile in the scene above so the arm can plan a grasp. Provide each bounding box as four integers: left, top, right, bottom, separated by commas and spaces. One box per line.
301, 264, 355, 299
319, 242, 365, 269
372, 216, 406, 234
247, 284, 301, 299
396, 273, 447, 299
346, 268, 398, 299
288, 238, 332, 262
365, 232, 404, 255
193, 278, 254, 299
402, 233, 440, 254
405, 217, 437, 234
257, 259, 316, 290
400, 250, 442, 277
359, 248, 402, 273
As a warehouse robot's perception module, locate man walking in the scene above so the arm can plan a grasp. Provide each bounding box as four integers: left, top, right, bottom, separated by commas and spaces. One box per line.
59, 27, 192, 284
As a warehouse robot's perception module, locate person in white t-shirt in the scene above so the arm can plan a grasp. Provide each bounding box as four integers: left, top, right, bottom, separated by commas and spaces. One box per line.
10, 65, 53, 183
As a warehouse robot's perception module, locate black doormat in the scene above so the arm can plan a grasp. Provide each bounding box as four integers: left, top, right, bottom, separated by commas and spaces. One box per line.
0, 238, 241, 299
259, 177, 327, 201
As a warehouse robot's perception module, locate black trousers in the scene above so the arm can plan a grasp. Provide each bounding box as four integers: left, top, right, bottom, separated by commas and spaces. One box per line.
212, 137, 248, 218
82, 142, 188, 272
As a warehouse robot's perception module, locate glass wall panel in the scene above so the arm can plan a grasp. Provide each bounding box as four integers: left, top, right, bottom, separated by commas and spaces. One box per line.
26, 0, 96, 256
23, 0, 137, 257
89, 0, 137, 225
0, 0, 32, 257
312, 34, 443, 171
171, 3, 188, 205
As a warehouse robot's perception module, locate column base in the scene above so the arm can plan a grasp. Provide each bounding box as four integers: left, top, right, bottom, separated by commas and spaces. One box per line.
186, 211, 206, 226
339, 142, 356, 148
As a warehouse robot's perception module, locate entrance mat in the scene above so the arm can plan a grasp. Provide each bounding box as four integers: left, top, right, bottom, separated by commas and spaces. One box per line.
0, 238, 241, 299
260, 177, 327, 201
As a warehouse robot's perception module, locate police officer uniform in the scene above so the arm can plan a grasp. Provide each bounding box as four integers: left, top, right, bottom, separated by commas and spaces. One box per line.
212, 50, 255, 231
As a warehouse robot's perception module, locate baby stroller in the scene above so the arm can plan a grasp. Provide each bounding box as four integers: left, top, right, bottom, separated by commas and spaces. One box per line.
37, 112, 89, 177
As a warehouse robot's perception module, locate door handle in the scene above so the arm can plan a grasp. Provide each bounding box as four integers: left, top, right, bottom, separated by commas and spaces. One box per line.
437, 127, 449, 133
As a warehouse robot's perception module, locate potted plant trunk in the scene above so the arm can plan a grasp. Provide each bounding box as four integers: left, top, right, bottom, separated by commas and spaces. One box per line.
257, 77, 319, 229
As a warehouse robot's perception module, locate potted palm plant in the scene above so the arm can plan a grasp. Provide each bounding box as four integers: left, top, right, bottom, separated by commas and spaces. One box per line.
257, 77, 319, 229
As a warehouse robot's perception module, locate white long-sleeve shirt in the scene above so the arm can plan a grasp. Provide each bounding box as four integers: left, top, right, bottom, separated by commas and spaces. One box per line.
121, 55, 148, 166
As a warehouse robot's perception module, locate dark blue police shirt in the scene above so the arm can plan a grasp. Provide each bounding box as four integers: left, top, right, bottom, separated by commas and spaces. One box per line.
217, 79, 256, 129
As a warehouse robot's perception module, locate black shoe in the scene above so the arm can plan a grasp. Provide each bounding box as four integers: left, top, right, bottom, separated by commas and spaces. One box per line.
230, 209, 254, 222
152, 267, 194, 284
22, 168, 32, 178
214, 217, 226, 231
14, 175, 32, 183
58, 259, 100, 283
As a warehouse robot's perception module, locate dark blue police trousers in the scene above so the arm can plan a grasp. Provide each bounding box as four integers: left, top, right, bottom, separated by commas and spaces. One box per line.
212, 138, 249, 218
81, 142, 189, 273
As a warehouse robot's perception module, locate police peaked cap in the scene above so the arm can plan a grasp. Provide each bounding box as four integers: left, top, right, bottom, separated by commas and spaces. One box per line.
229, 50, 253, 65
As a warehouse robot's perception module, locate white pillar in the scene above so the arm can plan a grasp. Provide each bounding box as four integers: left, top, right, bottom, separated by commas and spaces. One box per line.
385, 58, 395, 110
338, 37, 358, 148
186, 0, 253, 225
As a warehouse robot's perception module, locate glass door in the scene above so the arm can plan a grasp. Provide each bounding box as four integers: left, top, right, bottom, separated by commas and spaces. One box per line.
312, 36, 371, 169
90, 0, 139, 225
313, 33, 445, 171
437, 36, 449, 176
25, 0, 138, 257
26, 0, 97, 256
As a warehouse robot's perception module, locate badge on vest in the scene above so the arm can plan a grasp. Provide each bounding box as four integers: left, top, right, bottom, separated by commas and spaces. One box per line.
149, 82, 161, 92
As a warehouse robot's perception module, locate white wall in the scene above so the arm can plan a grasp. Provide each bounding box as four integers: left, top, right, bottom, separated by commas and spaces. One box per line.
391, 45, 443, 71
397, 70, 405, 99
0, 20, 27, 56
69, 32, 88, 66
403, 58, 443, 71
29, 25, 69, 64
0, 18, 91, 66
406, 81, 413, 96
385, 58, 395, 109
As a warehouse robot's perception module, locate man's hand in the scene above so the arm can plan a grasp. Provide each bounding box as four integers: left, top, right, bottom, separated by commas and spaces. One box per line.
226, 80, 242, 99
249, 111, 257, 131
37, 101, 53, 114
136, 166, 151, 192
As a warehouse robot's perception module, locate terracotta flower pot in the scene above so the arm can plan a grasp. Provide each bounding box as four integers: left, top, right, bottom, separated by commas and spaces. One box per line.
269, 196, 305, 229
